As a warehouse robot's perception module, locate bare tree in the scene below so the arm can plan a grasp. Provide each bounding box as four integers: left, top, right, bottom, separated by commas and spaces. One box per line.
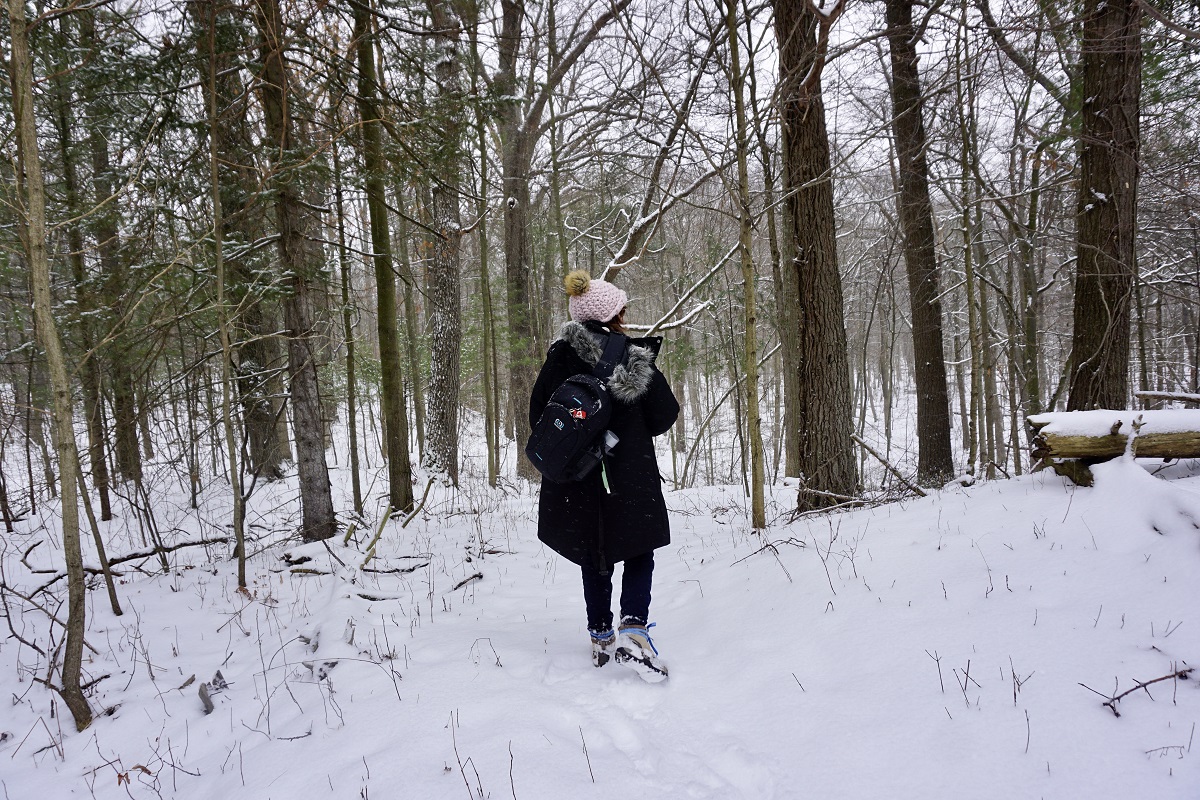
494, 0, 633, 479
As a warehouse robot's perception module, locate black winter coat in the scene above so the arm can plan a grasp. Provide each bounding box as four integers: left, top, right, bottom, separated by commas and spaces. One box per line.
529, 321, 680, 570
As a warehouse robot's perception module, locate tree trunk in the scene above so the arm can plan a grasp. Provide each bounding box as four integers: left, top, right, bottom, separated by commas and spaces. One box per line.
955, 12, 984, 475
1067, 0, 1141, 411
774, 0, 858, 509
727, 0, 765, 528
884, 0, 954, 486
7, 0, 93, 730
200, 0, 248, 585
51, 34, 113, 519
77, 12, 140, 487
1029, 411, 1200, 460
189, 0, 290, 481
496, 0, 540, 479
355, 2, 414, 513
388, 208, 425, 465
467, 14, 500, 486
423, 0, 465, 485
1019, 144, 1046, 425
255, 0, 338, 539
331, 119, 363, 517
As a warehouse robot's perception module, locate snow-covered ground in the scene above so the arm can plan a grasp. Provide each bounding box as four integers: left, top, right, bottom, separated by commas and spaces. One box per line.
2, 449, 1199, 799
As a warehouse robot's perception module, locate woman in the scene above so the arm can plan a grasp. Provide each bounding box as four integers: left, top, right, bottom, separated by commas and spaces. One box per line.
529, 270, 680, 681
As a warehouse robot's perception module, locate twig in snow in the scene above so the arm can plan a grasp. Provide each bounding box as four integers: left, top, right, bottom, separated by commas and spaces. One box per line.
360, 503, 395, 569
926, 650, 945, 694
579, 727, 595, 783
1080, 667, 1194, 717
27, 536, 230, 595
509, 740, 518, 800
1009, 657, 1034, 705
449, 711, 483, 800
809, 527, 838, 596
401, 477, 437, 529
732, 540, 794, 582
0, 582, 99, 653
953, 660, 980, 706
362, 562, 429, 575
450, 573, 483, 592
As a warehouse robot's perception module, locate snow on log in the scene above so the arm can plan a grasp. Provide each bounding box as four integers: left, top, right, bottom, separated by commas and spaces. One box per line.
1027, 410, 1200, 461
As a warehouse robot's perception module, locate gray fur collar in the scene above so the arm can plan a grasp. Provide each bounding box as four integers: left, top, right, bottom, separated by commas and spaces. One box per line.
557, 321, 655, 403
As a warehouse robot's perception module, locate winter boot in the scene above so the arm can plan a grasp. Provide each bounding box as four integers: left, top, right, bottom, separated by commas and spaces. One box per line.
589, 628, 616, 668
614, 620, 668, 682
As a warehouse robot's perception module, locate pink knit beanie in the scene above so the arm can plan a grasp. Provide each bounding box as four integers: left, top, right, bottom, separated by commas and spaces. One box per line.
564, 269, 628, 323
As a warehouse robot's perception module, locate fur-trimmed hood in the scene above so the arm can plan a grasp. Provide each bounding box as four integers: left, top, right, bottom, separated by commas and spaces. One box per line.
557, 321, 657, 403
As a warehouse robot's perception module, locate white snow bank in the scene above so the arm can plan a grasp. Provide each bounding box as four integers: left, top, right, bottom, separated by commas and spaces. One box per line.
2, 462, 1199, 799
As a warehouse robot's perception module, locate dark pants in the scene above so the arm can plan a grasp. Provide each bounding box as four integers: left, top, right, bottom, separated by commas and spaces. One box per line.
581, 551, 654, 632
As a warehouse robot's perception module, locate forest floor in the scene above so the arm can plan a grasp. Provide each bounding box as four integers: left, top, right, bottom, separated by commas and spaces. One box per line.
2, 447, 1199, 799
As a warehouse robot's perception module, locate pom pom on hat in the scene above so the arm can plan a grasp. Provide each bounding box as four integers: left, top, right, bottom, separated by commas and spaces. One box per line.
564, 269, 591, 297
565, 269, 628, 323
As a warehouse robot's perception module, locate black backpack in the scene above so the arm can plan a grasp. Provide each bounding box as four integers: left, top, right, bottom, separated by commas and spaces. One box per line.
525, 332, 627, 483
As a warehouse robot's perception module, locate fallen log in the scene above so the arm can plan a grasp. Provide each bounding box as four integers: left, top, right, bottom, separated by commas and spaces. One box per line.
1028, 410, 1200, 461
1027, 410, 1200, 485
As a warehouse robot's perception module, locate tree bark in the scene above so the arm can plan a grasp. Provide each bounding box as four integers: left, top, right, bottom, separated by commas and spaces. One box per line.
354, 1, 415, 513
774, 0, 858, 509
7, 0, 93, 730
423, 0, 465, 485
255, 0, 338, 540
1067, 0, 1141, 410
496, 0, 539, 480
884, 0, 955, 486
189, 0, 290, 482
466, 13, 501, 486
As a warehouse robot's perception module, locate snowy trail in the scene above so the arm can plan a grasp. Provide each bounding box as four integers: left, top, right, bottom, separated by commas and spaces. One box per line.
3, 463, 1200, 798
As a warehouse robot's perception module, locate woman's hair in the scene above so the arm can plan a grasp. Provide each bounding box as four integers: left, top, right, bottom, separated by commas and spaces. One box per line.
604, 306, 627, 334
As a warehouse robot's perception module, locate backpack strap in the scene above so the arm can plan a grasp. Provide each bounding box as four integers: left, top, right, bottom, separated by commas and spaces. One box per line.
592, 332, 627, 381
